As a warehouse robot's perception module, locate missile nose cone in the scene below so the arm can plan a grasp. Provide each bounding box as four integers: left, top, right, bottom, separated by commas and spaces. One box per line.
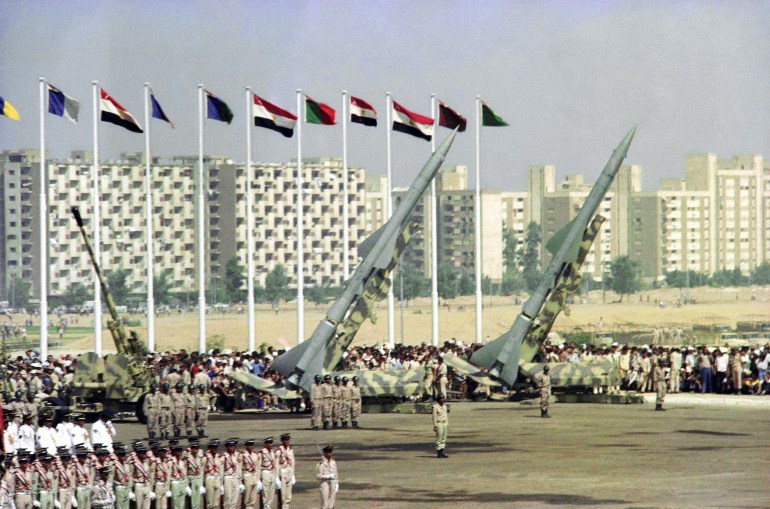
616, 125, 636, 156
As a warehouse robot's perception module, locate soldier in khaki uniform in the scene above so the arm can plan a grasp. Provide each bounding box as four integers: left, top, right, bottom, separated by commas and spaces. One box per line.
258, 437, 278, 509
203, 441, 223, 509
73, 449, 93, 508
130, 445, 153, 509
185, 385, 197, 437
320, 376, 333, 431
422, 356, 435, 401
331, 377, 342, 430
536, 365, 552, 418
54, 447, 76, 509
434, 357, 448, 399
276, 434, 295, 509
170, 384, 186, 438
730, 348, 743, 394
655, 361, 667, 411
315, 445, 338, 509
195, 385, 210, 438
32, 453, 57, 509
221, 439, 243, 509
14, 455, 34, 509
112, 445, 132, 509
158, 384, 174, 440
432, 396, 448, 458
310, 375, 323, 431
350, 376, 362, 429
184, 440, 204, 509
143, 384, 161, 439
339, 378, 352, 429
151, 446, 171, 509
240, 440, 260, 509
168, 445, 189, 509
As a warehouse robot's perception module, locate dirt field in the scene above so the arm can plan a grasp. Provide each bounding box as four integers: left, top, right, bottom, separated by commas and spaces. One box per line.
114, 399, 770, 509
53, 286, 770, 353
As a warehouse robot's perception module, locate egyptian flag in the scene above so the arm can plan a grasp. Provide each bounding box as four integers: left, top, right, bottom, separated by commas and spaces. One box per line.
305, 96, 336, 125
0, 95, 20, 120
206, 90, 233, 124
392, 100, 432, 141
47, 84, 79, 124
350, 96, 376, 127
99, 88, 142, 133
150, 92, 174, 128
438, 101, 466, 132
253, 94, 297, 138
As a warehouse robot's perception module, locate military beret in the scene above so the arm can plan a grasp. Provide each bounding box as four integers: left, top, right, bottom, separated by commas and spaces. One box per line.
322, 445, 334, 453
280, 434, 291, 442
263, 437, 273, 444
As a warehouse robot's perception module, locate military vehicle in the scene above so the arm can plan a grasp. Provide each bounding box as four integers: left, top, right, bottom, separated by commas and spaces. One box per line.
62, 207, 150, 419
232, 130, 459, 403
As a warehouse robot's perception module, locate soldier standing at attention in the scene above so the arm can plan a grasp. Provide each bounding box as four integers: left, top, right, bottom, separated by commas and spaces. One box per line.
221, 439, 243, 509
170, 384, 186, 438
669, 348, 683, 393
257, 437, 278, 509
240, 440, 260, 509
331, 377, 342, 430
350, 376, 362, 429
310, 375, 323, 431
90, 466, 115, 509
434, 356, 448, 399
143, 383, 161, 439
184, 385, 197, 437
536, 365, 552, 418
655, 360, 667, 411
276, 434, 295, 509
315, 445, 338, 509
320, 376, 333, 431
194, 385, 210, 438
432, 395, 449, 458
638, 350, 650, 393
158, 384, 173, 440
421, 355, 435, 401
339, 378, 352, 429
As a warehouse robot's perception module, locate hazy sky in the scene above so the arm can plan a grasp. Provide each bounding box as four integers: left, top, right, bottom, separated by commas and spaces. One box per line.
2, 0, 769, 191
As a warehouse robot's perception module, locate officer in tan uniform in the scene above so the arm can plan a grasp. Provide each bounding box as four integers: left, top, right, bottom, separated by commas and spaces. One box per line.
331, 377, 342, 430
168, 445, 189, 509
350, 376, 362, 429
130, 445, 153, 509
184, 440, 204, 509
194, 385, 210, 438
170, 384, 186, 439
142, 383, 161, 439
54, 447, 76, 509
221, 439, 243, 509
432, 396, 448, 458
320, 376, 333, 431
203, 441, 223, 509
185, 385, 197, 437
32, 453, 57, 509
276, 434, 295, 509
240, 440, 260, 509
315, 445, 338, 509
310, 375, 323, 431
151, 446, 171, 509
655, 360, 667, 411
73, 448, 93, 508
339, 378, 352, 430
257, 437, 278, 509
158, 384, 173, 440
434, 357, 448, 399
536, 365, 552, 418
112, 445, 132, 509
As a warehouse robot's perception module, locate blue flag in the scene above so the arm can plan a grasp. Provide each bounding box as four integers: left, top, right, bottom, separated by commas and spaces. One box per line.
47, 84, 79, 124
150, 93, 174, 128
205, 91, 233, 124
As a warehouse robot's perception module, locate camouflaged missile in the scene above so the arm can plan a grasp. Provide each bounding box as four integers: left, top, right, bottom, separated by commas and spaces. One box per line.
272, 128, 459, 393
69, 207, 149, 407
471, 127, 636, 386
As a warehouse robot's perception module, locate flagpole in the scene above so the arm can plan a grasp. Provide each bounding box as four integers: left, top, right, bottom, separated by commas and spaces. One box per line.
92, 81, 103, 356
197, 84, 206, 354
385, 92, 394, 348
143, 83, 155, 352
245, 87, 256, 352
430, 94, 439, 348
38, 77, 48, 360
341, 90, 350, 281
474, 96, 483, 344
296, 88, 304, 345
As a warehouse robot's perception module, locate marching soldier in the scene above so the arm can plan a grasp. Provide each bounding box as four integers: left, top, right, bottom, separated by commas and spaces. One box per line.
339, 378, 352, 429
14, 454, 34, 509
432, 395, 449, 458
331, 377, 342, 430
310, 375, 323, 431
536, 365, 552, 418
276, 434, 295, 509
151, 446, 171, 509
257, 437, 278, 509
350, 376, 362, 429
203, 441, 223, 509
240, 440, 260, 509
73, 448, 93, 508
158, 384, 174, 440
185, 385, 197, 437
655, 360, 667, 411
32, 453, 57, 509
90, 467, 115, 509
185, 440, 204, 509
221, 439, 242, 509
129, 445, 153, 509
168, 445, 190, 509
320, 376, 333, 431
194, 385, 210, 438
55, 447, 75, 509
171, 384, 187, 438
143, 383, 161, 439
111, 446, 132, 509
315, 445, 338, 509
2, 457, 16, 509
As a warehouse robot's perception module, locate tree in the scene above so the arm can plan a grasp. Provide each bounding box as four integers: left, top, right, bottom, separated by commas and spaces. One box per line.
522, 221, 542, 291
458, 272, 475, 296
223, 257, 245, 302
61, 283, 91, 310
608, 256, 641, 302
106, 269, 130, 306
437, 263, 460, 300
153, 271, 173, 306
265, 265, 290, 307
751, 261, 770, 286
501, 269, 525, 295
665, 269, 706, 289
400, 263, 427, 302
709, 268, 747, 287
502, 226, 518, 271
7, 276, 32, 311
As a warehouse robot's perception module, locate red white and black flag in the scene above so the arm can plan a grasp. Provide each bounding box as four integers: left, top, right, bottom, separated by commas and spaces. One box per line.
99, 88, 143, 133
350, 96, 377, 126
392, 100, 433, 141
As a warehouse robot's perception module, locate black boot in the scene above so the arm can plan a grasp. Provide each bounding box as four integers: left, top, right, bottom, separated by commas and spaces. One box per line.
542, 409, 551, 418
655, 403, 665, 411
332, 422, 338, 430
323, 422, 329, 431
353, 421, 359, 429
198, 430, 204, 438
440, 449, 448, 458
149, 431, 156, 439
313, 426, 320, 431
342, 421, 348, 429
437, 450, 442, 458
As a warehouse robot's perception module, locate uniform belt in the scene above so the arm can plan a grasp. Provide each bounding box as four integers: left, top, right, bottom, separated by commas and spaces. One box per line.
205, 475, 219, 479
15, 491, 31, 495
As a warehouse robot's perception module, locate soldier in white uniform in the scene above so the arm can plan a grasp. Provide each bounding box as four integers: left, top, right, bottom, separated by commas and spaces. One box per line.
315, 445, 338, 509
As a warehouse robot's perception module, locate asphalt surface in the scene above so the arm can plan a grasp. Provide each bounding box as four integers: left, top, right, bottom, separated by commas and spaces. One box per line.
117, 399, 770, 508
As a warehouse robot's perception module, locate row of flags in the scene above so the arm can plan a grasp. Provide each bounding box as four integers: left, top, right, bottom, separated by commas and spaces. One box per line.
2, 85, 509, 140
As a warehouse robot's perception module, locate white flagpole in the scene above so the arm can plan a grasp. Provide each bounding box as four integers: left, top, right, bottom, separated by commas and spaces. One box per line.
474, 96, 483, 344
92, 81, 103, 356
197, 85, 207, 354
38, 78, 48, 359
296, 89, 304, 345
245, 87, 256, 352
430, 94, 439, 348
341, 90, 350, 280
385, 92, 395, 348
143, 83, 155, 352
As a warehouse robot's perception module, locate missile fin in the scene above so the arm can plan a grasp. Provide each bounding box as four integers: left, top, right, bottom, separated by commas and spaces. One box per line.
545, 218, 581, 262
358, 223, 387, 261
271, 340, 313, 376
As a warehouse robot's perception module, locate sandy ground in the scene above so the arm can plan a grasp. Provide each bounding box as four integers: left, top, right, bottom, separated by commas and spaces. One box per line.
50, 286, 770, 353
114, 397, 770, 509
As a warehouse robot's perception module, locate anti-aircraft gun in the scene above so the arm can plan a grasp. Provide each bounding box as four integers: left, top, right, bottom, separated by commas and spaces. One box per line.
67, 206, 150, 419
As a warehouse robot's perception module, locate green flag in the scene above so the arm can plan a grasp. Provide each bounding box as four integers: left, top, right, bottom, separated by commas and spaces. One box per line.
481, 102, 508, 127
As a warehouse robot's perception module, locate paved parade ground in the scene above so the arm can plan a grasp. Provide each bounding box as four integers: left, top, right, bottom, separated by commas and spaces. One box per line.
118, 398, 770, 508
